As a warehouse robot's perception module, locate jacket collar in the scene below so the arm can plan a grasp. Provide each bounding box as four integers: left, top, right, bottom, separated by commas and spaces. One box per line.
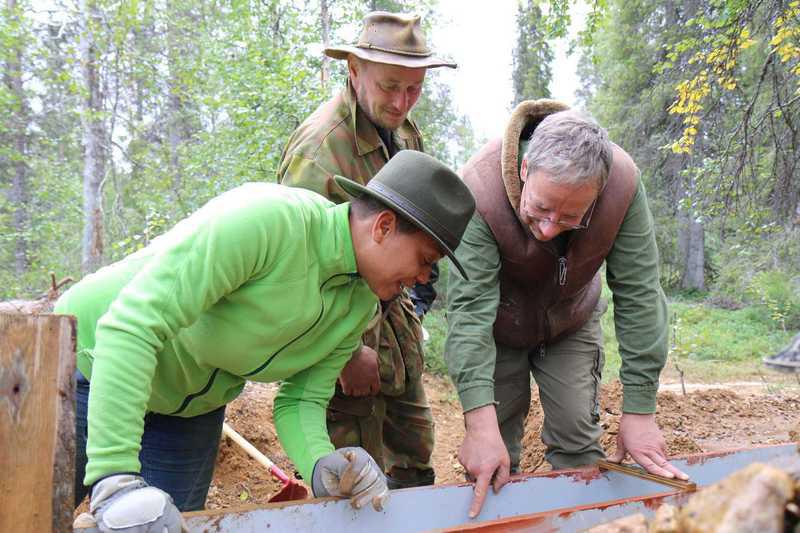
344, 81, 422, 158
501, 100, 570, 212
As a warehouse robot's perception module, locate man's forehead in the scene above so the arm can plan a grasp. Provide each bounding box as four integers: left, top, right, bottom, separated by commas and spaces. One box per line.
526, 172, 597, 211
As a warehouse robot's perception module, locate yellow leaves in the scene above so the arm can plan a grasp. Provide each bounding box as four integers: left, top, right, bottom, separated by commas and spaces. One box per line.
670, 135, 695, 155
668, 73, 709, 153
720, 77, 737, 90
770, 3, 800, 95
667, 3, 800, 155
666, 22, 759, 155
771, 26, 800, 62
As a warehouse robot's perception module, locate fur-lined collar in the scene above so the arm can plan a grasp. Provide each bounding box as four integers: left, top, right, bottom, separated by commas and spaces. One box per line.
501, 99, 570, 210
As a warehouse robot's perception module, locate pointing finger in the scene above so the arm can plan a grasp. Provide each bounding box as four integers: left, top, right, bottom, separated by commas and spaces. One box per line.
469, 472, 492, 519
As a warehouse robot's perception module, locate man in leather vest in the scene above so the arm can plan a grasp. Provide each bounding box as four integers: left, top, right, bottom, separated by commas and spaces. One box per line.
278, 11, 456, 490
445, 102, 689, 518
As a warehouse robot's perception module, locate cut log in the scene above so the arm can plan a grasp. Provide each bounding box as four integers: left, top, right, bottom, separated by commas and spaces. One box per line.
0, 313, 76, 532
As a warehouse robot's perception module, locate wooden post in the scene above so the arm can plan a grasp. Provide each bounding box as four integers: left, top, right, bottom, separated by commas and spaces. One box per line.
0, 313, 76, 532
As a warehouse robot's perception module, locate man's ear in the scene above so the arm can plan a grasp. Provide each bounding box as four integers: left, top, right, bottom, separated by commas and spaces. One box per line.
371, 210, 396, 244
347, 55, 360, 82
520, 158, 528, 183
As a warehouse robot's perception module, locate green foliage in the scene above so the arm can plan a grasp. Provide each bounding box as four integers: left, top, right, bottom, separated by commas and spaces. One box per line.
512, 0, 553, 103
0, 0, 477, 299
413, 71, 481, 168
539, 0, 571, 39
112, 210, 173, 257
425, 281, 795, 382
577, 0, 800, 303
668, 299, 794, 362
708, 226, 800, 330
599, 285, 621, 381
422, 308, 449, 376
747, 270, 800, 331
597, 288, 794, 383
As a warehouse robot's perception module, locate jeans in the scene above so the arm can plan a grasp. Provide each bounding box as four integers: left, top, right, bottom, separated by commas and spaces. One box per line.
75, 370, 225, 511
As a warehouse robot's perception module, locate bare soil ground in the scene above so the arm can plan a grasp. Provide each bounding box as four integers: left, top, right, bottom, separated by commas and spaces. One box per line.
206, 374, 800, 509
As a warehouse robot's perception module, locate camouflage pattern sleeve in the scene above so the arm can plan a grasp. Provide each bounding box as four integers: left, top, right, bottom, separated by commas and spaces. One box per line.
277, 152, 351, 205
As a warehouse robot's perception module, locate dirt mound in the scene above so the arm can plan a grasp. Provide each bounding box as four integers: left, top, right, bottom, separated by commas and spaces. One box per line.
207, 378, 800, 509
519, 382, 800, 472
207, 382, 299, 510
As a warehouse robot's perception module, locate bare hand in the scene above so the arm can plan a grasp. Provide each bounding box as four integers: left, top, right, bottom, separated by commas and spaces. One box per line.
459, 405, 511, 518
608, 413, 689, 480
339, 345, 380, 397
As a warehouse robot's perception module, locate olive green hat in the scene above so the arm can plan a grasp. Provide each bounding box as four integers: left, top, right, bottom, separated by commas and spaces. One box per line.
325, 11, 457, 69
335, 150, 475, 279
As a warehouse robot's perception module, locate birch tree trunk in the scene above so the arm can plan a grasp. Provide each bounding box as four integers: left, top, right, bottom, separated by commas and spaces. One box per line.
166, 4, 195, 204
4, 0, 30, 275
79, 0, 106, 274
679, 174, 705, 291
681, 215, 705, 290
320, 0, 331, 89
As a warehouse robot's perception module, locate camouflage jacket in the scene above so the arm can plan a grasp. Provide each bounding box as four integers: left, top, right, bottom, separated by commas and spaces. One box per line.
278, 82, 426, 396
277, 83, 424, 198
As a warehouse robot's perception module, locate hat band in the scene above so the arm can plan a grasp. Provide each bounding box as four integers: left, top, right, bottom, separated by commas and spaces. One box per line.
369, 181, 458, 249
355, 42, 433, 58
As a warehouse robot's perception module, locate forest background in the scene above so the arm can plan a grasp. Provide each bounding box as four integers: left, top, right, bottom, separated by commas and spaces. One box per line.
1, 0, 798, 379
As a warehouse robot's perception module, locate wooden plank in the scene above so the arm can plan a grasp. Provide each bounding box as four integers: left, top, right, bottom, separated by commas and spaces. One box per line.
1, 313, 76, 533
597, 460, 697, 491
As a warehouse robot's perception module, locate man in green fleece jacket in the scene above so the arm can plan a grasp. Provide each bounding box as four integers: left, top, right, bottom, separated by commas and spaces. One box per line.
446, 103, 688, 518
58, 151, 475, 532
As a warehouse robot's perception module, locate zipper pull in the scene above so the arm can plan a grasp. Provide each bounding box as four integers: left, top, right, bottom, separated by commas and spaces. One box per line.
539, 344, 546, 359
558, 256, 567, 286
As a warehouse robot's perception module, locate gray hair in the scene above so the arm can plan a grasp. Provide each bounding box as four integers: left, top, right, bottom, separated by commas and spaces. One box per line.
523, 110, 613, 189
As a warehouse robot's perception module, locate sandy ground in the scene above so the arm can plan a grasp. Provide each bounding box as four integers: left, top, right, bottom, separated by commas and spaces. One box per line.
206, 374, 800, 509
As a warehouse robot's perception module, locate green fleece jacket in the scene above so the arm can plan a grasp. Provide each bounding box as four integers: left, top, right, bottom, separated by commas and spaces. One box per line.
55, 183, 377, 485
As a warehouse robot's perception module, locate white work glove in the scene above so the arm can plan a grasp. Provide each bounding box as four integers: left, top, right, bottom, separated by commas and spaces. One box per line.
312, 447, 389, 511
72, 474, 186, 532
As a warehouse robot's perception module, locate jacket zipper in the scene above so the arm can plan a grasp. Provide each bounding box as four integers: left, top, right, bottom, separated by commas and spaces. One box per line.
169, 272, 357, 415
558, 256, 567, 286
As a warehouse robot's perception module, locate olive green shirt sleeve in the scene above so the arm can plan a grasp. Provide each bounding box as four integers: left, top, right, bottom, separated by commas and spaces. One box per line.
444, 212, 501, 413
605, 180, 669, 414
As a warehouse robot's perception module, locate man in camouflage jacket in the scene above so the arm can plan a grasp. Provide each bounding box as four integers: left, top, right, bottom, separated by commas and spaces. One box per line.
277, 11, 456, 489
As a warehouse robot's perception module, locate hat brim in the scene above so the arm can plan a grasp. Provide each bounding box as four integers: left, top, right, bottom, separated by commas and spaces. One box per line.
325, 45, 457, 69
334, 175, 470, 280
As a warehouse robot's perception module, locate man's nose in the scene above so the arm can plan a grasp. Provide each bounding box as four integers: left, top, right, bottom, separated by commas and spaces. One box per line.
392, 91, 408, 112
538, 219, 563, 240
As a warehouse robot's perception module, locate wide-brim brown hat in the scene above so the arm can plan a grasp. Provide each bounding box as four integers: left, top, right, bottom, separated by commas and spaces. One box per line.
325, 11, 457, 69
334, 150, 475, 279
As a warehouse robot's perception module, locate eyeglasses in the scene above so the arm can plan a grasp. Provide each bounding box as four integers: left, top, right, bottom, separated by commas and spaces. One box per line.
524, 197, 598, 231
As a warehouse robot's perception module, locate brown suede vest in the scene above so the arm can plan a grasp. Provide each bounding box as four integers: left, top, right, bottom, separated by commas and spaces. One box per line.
461, 139, 639, 349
